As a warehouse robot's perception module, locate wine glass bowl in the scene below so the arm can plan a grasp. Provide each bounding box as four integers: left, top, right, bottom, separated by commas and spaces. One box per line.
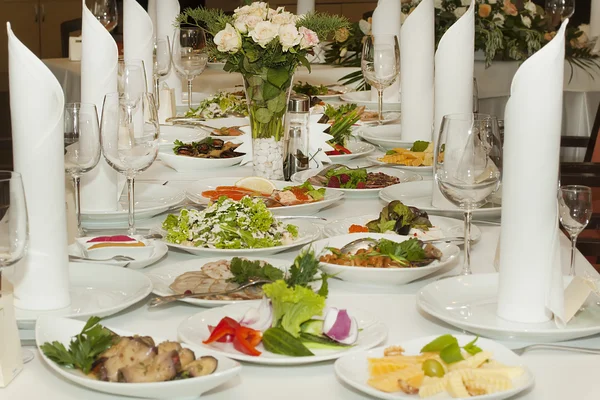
0, 171, 28, 270
86, 0, 118, 32
154, 36, 172, 107
118, 59, 147, 109
172, 27, 208, 109
558, 185, 592, 276
545, 0, 574, 27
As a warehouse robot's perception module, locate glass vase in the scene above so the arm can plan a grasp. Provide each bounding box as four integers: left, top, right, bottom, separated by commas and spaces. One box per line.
242, 67, 295, 180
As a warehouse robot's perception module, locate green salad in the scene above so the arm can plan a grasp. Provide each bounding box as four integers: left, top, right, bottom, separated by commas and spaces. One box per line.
184, 92, 248, 118
162, 197, 298, 249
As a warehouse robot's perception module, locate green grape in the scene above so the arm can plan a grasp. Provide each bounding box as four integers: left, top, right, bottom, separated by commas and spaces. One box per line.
422, 359, 445, 377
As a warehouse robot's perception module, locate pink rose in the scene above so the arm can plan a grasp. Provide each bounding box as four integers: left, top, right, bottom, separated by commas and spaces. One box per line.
299, 27, 319, 50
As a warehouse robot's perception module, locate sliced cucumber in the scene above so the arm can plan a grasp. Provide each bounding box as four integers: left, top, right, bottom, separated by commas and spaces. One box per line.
262, 327, 314, 357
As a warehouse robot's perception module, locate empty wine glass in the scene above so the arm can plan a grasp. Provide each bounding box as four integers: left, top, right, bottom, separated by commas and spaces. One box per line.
545, 0, 574, 28
86, 0, 118, 32
64, 103, 101, 237
100, 92, 160, 235
435, 113, 502, 276
558, 185, 592, 276
473, 78, 479, 113
154, 36, 172, 109
172, 27, 208, 110
118, 59, 147, 109
361, 34, 400, 124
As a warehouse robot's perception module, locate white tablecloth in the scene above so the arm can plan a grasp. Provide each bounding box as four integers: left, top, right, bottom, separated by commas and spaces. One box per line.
5, 152, 600, 399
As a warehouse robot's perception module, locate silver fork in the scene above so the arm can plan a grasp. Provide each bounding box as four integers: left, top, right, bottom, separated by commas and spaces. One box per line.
69, 254, 135, 262
512, 344, 600, 355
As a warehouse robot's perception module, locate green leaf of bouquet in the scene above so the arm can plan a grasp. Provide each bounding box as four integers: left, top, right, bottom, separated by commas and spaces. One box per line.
255, 107, 273, 124
267, 67, 290, 89
247, 75, 263, 87
267, 92, 286, 113
262, 81, 281, 101
298, 55, 311, 72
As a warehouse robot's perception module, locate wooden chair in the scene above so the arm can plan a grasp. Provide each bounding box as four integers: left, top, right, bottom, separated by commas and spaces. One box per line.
60, 18, 82, 58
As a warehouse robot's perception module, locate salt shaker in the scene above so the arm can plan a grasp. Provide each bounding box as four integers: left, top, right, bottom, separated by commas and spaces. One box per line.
284, 94, 310, 181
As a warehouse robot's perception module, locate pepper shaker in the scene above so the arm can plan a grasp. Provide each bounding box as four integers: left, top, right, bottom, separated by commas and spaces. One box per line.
284, 94, 310, 181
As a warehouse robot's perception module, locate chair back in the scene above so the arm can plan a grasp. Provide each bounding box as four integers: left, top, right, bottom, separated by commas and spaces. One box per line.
60, 18, 82, 58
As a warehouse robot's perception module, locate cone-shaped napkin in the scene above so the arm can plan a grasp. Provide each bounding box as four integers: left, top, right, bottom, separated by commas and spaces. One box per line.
400, 0, 434, 142
297, 0, 315, 15
80, 0, 119, 212
496, 21, 569, 324
7, 23, 70, 310
123, 0, 154, 94
156, 0, 182, 103
590, 0, 600, 39
148, 0, 158, 39
370, 0, 401, 102
432, 0, 475, 209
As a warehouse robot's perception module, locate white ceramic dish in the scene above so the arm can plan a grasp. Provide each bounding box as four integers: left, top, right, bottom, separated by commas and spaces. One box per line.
417, 273, 600, 342
341, 91, 401, 109
81, 183, 185, 224
36, 316, 242, 399
76, 235, 155, 259
334, 334, 535, 400
14, 263, 153, 329
357, 125, 414, 149
379, 181, 502, 219
327, 140, 375, 162
185, 177, 344, 216
178, 300, 387, 365
309, 233, 459, 286
159, 125, 208, 146
159, 149, 244, 172
155, 218, 321, 257
68, 241, 168, 269
197, 117, 250, 130
323, 214, 482, 242
356, 111, 401, 126
291, 166, 422, 198
366, 155, 433, 173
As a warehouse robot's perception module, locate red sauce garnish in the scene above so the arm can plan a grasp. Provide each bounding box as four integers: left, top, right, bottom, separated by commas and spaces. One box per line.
349, 225, 369, 233
201, 186, 261, 201
87, 235, 136, 243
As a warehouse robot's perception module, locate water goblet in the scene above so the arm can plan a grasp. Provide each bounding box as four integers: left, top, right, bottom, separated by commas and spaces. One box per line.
172, 27, 208, 110
558, 185, 592, 276
154, 36, 172, 109
86, 0, 118, 32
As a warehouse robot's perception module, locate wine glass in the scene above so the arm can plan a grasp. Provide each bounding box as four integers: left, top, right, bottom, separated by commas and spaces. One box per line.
86, 0, 118, 32
545, 0, 574, 28
64, 103, 101, 237
154, 36, 172, 109
100, 92, 160, 235
118, 59, 148, 109
0, 171, 31, 363
361, 34, 400, 124
435, 113, 502, 276
172, 27, 208, 110
558, 185, 592, 276
473, 78, 479, 113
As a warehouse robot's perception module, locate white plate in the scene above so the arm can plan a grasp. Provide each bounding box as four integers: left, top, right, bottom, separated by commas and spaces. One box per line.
379, 181, 502, 219
291, 166, 423, 198
178, 300, 387, 365
309, 233, 459, 286
81, 183, 185, 224
197, 117, 250, 130
159, 149, 244, 172
156, 218, 322, 256
68, 241, 168, 269
146, 257, 320, 308
358, 125, 414, 149
15, 263, 153, 329
185, 177, 344, 216
356, 111, 401, 126
36, 316, 241, 399
207, 61, 226, 70
341, 91, 401, 108
159, 125, 208, 145
366, 155, 433, 173
335, 334, 535, 400
327, 140, 375, 162
323, 214, 482, 242
418, 273, 600, 342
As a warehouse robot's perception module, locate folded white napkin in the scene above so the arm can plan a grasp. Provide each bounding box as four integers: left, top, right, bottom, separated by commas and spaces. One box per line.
236, 115, 333, 168
400, 0, 434, 142
431, 0, 475, 209
123, 0, 154, 93
155, 0, 182, 103
370, 0, 401, 102
79, 1, 119, 212
591, 0, 600, 39
147, 0, 158, 39
496, 21, 568, 324
7, 23, 71, 311
297, 0, 315, 15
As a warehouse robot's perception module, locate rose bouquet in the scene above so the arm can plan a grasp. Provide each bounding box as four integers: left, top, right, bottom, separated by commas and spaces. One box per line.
177, 3, 348, 179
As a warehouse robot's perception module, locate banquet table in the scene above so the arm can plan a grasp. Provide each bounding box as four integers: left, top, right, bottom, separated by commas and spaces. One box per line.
5, 153, 600, 400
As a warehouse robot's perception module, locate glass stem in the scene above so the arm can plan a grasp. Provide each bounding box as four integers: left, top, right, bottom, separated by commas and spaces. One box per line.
570, 234, 578, 276
461, 210, 473, 275
377, 88, 384, 124
127, 176, 136, 235
187, 79, 193, 110
72, 175, 83, 237
154, 75, 160, 109
0, 269, 3, 295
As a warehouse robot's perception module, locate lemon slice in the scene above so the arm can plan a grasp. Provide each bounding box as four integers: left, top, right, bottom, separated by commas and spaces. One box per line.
235, 176, 276, 195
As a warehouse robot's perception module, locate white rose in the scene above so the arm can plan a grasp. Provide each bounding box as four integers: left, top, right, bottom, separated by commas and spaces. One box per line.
488, 0, 497, 4
271, 11, 296, 25
492, 12, 505, 26
578, 23, 590, 38
454, 7, 467, 18
250, 21, 279, 48
521, 15, 532, 28
358, 19, 371, 35
524, 1, 537, 15
299, 26, 319, 49
278, 23, 301, 51
234, 17, 248, 34
434, 0, 443, 8
213, 23, 241, 54
247, 2, 269, 18
237, 14, 262, 31
234, 5, 251, 16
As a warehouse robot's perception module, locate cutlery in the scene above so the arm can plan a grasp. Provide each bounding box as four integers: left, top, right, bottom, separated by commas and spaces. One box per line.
339, 236, 467, 254
69, 254, 135, 262
20, 339, 36, 347
512, 344, 600, 355
148, 278, 272, 307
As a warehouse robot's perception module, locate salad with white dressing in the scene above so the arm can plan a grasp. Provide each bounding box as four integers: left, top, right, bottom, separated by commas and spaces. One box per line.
162, 197, 298, 249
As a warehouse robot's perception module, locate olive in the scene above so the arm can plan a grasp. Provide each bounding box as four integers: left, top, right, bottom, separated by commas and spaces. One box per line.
422, 359, 445, 377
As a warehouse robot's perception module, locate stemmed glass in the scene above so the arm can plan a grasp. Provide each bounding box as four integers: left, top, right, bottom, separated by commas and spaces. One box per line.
100, 92, 160, 235
86, 0, 118, 32
361, 34, 400, 124
172, 27, 208, 110
545, 0, 574, 28
435, 113, 503, 276
558, 185, 592, 276
154, 36, 172, 109
0, 171, 31, 362
64, 103, 101, 237
118, 59, 147, 109
473, 78, 479, 113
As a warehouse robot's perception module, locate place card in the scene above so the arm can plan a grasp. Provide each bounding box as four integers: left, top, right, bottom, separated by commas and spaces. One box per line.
0, 278, 24, 387
555, 276, 599, 327
69, 36, 82, 61
158, 87, 176, 124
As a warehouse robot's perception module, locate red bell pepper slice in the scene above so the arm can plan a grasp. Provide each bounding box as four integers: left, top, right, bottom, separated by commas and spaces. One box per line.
208, 325, 234, 343
233, 326, 263, 356
203, 317, 240, 344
